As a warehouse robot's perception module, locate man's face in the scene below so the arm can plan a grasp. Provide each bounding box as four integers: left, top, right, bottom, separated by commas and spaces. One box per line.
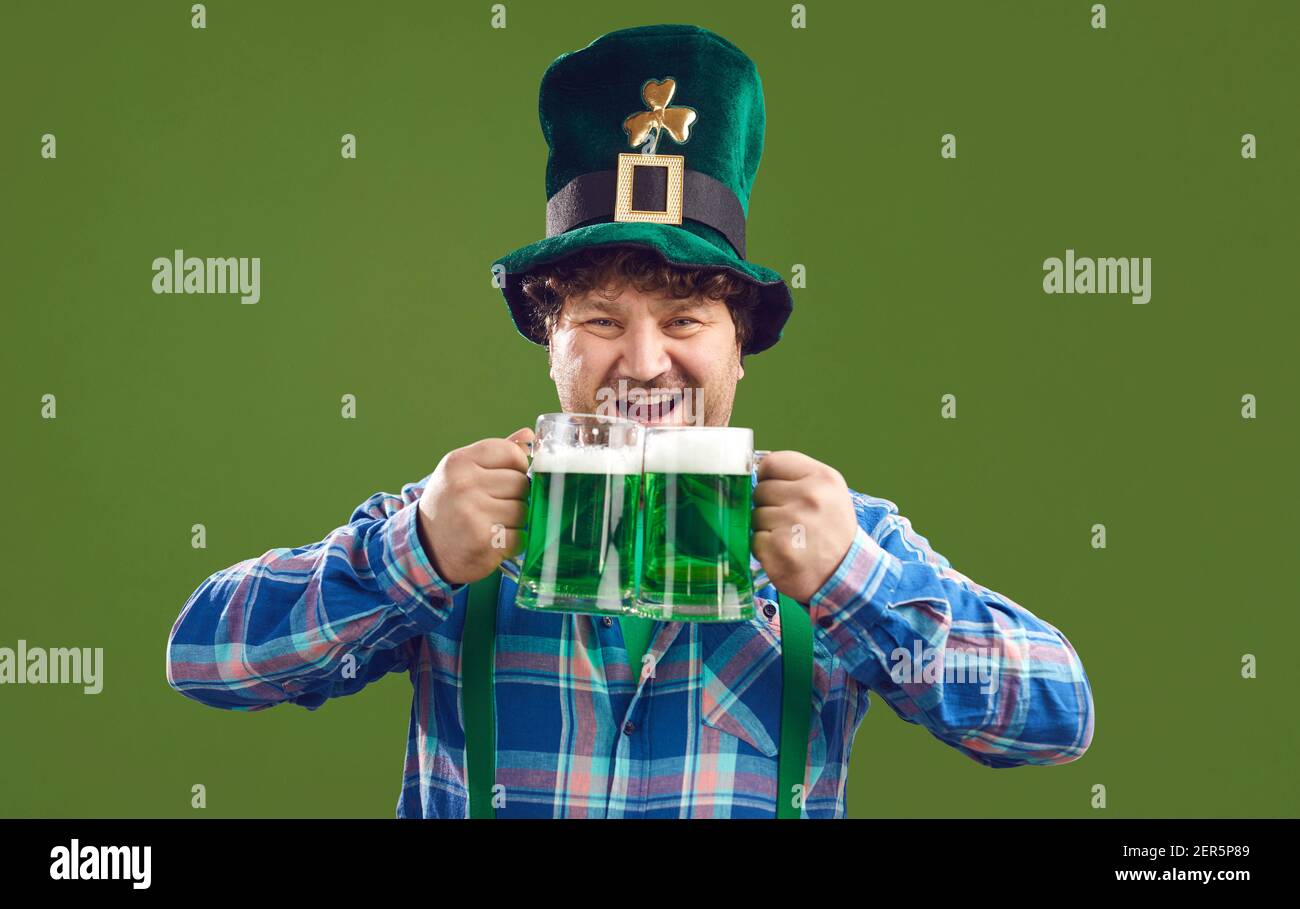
546, 281, 744, 427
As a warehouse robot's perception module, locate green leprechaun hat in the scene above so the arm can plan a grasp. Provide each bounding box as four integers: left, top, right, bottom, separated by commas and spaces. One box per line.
490, 23, 793, 355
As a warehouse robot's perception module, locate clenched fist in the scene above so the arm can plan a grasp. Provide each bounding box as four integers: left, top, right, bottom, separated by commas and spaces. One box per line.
416, 427, 534, 586
752, 451, 859, 604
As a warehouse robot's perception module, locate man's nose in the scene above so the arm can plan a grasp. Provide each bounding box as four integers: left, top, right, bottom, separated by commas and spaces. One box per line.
617, 321, 673, 382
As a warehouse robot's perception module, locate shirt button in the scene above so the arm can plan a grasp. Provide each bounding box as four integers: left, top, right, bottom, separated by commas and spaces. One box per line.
763, 602, 777, 619
623, 721, 636, 735
818, 616, 834, 630
602, 616, 613, 627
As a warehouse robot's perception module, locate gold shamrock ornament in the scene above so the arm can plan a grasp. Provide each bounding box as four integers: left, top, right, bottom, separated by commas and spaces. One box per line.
623, 77, 698, 149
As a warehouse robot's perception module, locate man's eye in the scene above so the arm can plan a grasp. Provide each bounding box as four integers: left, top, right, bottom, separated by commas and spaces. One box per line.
588, 318, 615, 327
670, 318, 699, 328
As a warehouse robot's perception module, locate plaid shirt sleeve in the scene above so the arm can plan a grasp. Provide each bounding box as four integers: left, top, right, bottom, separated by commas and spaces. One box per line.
807, 491, 1095, 769
166, 474, 464, 711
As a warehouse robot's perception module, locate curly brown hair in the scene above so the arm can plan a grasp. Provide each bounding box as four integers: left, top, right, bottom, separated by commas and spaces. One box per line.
519, 246, 760, 357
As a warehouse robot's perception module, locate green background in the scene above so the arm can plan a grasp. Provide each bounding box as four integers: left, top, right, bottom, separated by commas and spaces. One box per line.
2, 0, 1295, 818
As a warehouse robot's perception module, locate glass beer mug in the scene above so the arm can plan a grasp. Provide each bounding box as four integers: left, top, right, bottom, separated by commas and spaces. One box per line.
635, 426, 767, 622
515, 413, 645, 615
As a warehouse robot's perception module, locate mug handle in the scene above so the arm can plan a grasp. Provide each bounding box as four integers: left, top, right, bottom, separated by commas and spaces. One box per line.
515, 439, 535, 478
512, 439, 534, 555
749, 450, 772, 591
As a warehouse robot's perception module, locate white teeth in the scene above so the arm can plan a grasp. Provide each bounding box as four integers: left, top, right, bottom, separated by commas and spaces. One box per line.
616, 394, 677, 408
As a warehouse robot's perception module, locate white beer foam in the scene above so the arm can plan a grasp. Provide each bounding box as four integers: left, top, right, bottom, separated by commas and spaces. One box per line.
643, 428, 752, 475
531, 444, 643, 474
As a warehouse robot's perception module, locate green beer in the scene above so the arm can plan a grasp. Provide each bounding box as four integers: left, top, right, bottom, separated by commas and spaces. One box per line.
515, 415, 644, 615
636, 427, 758, 621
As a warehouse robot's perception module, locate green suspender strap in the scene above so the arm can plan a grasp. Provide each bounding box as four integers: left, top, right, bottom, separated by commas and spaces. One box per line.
776, 593, 813, 819
463, 569, 502, 819
462, 572, 813, 820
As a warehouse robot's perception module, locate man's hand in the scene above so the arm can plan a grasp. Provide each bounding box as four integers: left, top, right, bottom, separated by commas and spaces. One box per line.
416, 427, 534, 586
752, 451, 858, 604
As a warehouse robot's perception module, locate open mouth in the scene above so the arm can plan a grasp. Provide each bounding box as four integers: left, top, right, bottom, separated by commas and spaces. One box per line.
617, 392, 680, 424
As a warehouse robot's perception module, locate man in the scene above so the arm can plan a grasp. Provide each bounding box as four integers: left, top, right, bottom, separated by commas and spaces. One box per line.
166, 24, 1094, 818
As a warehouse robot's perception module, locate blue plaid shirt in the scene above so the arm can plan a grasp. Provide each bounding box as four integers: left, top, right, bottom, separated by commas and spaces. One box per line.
166, 471, 1095, 817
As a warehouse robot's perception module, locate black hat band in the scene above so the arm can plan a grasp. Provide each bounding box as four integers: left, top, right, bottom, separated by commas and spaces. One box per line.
545, 167, 747, 259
